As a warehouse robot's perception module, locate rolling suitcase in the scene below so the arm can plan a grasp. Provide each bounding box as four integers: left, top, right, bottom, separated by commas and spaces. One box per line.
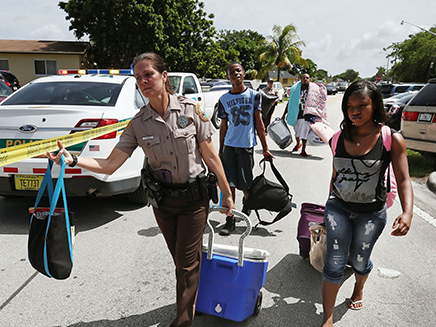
196, 207, 270, 322
297, 203, 325, 259
267, 117, 293, 149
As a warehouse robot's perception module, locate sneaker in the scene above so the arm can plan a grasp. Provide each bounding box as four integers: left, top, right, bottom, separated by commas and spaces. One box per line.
300, 150, 308, 157
219, 216, 235, 236
292, 144, 302, 152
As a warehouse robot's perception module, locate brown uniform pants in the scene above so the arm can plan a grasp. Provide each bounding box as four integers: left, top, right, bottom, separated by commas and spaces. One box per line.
153, 194, 209, 327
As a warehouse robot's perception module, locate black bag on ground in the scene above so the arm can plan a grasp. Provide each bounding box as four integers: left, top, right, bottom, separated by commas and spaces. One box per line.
28, 157, 74, 280
242, 158, 295, 227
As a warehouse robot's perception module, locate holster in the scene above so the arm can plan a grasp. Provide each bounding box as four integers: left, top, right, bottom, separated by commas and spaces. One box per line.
207, 172, 218, 204
141, 168, 163, 208
187, 172, 209, 202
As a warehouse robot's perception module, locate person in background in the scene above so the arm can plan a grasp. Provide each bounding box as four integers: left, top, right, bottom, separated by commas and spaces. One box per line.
261, 77, 280, 129
217, 62, 274, 236
282, 73, 327, 157
47, 52, 234, 327
321, 80, 413, 327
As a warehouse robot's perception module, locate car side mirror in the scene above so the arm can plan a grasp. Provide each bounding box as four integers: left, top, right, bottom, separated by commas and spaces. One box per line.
183, 87, 195, 95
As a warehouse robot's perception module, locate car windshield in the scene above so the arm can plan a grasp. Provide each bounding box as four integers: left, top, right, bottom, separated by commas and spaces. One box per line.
168, 76, 181, 93
1, 81, 122, 106
379, 84, 394, 92
408, 83, 436, 106
394, 85, 410, 93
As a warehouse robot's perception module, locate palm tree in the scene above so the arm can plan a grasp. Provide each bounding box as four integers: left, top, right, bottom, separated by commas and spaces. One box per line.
257, 24, 308, 81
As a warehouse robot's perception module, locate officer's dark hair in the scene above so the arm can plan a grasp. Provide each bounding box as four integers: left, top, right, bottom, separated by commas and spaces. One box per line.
340, 80, 388, 141
132, 52, 175, 95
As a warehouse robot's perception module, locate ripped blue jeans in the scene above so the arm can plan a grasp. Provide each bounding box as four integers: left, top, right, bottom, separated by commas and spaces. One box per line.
323, 194, 387, 284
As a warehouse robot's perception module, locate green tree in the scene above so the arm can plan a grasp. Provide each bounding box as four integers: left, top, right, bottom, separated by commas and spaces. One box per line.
385, 28, 436, 82
59, 0, 226, 76
316, 69, 329, 81
334, 69, 360, 82
290, 58, 317, 78
216, 29, 265, 77
257, 24, 307, 80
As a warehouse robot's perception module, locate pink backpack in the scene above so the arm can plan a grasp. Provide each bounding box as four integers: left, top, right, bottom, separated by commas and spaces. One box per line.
330, 125, 397, 208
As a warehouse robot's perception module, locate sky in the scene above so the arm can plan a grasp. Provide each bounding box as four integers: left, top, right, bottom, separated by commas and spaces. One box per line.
2, 0, 436, 78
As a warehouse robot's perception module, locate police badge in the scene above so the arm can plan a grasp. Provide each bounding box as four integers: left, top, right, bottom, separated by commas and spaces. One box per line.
178, 115, 189, 128
195, 102, 209, 121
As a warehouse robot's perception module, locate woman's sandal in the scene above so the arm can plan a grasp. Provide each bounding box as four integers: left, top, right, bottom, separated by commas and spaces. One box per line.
348, 298, 364, 310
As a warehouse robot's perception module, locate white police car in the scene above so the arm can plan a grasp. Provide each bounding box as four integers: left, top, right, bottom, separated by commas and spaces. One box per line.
0, 69, 149, 203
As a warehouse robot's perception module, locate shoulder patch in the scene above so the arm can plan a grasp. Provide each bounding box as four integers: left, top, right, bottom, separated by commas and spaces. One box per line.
195, 102, 209, 121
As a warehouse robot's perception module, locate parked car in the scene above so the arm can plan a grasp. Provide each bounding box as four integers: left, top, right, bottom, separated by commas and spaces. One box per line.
167, 72, 228, 129
257, 81, 285, 101
0, 70, 21, 91
0, 70, 151, 202
401, 78, 436, 153
384, 91, 417, 131
325, 84, 337, 95
390, 83, 424, 97
210, 84, 232, 92
337, 81, 348, 92
0, 80, 12, 103
379, 83, 396, 98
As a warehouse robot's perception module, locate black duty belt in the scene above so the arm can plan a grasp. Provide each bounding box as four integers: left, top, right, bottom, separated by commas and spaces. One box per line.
159, 182, 190, 198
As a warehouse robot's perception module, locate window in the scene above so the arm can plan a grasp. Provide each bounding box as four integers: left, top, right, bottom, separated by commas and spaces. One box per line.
2, 81, 122, 106
34, 60, 57, 75
182, 76, 198, 93
0, 59, 9, 70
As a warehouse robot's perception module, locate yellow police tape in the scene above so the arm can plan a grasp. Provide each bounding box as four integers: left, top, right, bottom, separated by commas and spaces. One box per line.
0, 120, 130, 168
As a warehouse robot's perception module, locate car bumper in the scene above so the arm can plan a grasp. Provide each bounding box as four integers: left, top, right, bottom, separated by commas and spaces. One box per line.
0, 175, 141, 198
403, 137, 436, 153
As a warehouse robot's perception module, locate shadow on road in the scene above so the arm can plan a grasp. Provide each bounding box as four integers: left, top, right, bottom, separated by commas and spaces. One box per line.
62, 254, 354, 327
0, 194, 146, 235
255, 148, 325, 161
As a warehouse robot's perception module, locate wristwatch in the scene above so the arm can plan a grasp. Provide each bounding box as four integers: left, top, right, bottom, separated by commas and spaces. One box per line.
69, 154, 78, 167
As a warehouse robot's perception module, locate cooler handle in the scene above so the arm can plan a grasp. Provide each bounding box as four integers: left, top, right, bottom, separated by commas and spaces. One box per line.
207, 207, 252, 267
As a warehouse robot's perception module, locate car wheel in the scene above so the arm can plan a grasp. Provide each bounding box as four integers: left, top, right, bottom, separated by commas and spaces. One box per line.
126, 178, 149, 205
211, 104, 221, 129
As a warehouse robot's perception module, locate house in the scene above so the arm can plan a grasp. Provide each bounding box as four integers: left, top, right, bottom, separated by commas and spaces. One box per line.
267, 69, 297, 88
0, 39, 91, 86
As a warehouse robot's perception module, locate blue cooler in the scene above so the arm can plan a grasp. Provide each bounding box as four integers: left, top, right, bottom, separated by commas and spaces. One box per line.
196, 207, 270, 322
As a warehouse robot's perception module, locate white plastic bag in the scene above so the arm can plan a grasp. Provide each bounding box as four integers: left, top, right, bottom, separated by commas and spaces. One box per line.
309, 224, 327, 272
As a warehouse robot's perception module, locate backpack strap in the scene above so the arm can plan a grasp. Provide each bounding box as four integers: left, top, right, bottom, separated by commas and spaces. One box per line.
331, 130, 342, 155
381, 125, 392, 151
254, 158, 295, 228
381, 125, 393, 193
267, 158, 289, 194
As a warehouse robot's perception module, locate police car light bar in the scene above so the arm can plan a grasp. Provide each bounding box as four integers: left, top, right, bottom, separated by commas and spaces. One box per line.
58, 69, 133, 75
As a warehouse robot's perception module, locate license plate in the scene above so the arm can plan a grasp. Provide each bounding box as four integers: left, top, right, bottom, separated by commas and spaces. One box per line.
418, 112, 434, 122
14, 175, 44, 191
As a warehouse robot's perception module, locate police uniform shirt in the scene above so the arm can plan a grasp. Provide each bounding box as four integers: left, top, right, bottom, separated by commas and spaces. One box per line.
116, 93, 215, 184
262, 86, 279, 97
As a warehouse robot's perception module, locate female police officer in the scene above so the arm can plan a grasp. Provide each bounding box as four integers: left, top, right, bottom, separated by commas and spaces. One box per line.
47, 52, 234, 327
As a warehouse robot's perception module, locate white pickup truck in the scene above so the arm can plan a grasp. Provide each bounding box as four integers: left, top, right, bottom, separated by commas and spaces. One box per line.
167, 72, 228, 128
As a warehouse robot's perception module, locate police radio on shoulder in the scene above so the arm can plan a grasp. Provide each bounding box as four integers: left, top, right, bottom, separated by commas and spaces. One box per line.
69, 154, 78, 167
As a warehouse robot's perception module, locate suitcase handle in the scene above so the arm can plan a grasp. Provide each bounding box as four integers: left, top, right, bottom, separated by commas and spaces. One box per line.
207, 207, 252, 267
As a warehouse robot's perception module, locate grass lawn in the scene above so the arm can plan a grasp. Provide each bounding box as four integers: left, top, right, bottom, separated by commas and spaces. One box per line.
406, 150, 436, 178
